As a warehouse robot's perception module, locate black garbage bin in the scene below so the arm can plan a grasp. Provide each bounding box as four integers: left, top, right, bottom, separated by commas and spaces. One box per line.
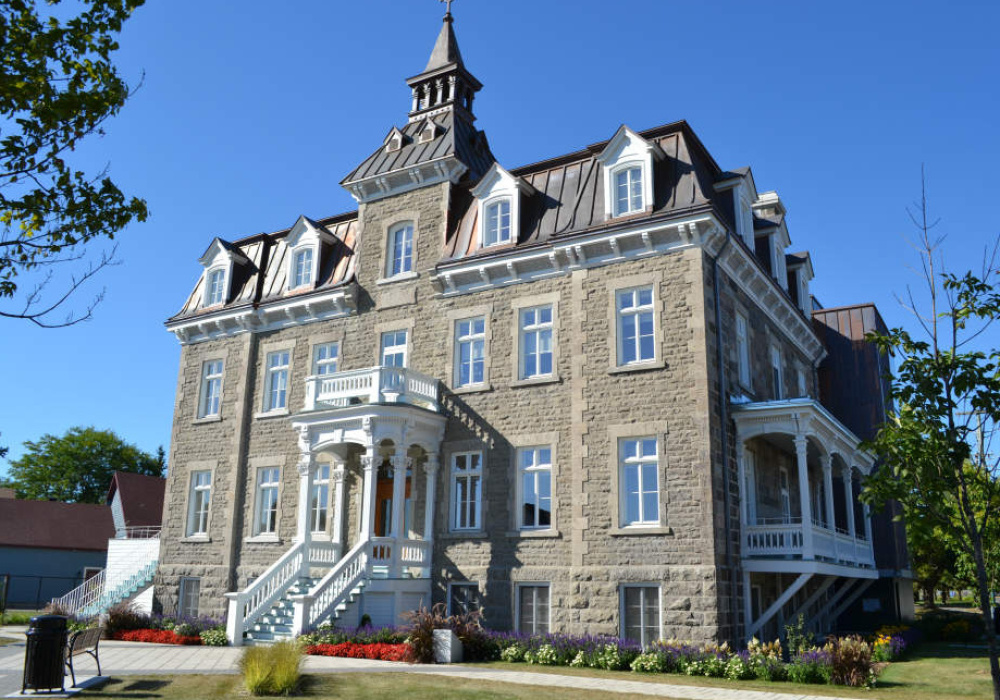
22, 614, 68, 693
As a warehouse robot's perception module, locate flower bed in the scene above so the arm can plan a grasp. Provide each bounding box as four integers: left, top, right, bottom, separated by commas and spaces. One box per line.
113, 628, 202, 645
305, 642, 410, 661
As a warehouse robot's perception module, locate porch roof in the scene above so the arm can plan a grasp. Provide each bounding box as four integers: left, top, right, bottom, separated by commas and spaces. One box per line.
731, 398, 875, 472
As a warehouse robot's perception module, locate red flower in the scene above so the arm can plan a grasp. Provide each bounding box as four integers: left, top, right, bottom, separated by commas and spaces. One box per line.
304, 642, 410, 661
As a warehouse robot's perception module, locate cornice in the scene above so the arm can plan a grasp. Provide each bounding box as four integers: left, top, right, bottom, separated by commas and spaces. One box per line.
343, 155, 467, 204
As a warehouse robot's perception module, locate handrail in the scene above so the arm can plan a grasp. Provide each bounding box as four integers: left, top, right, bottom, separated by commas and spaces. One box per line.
225, 540, 306, 645
53, 570, 106, 616
292, 538, 369, 632
82, 560, 158, 617
115, 526, 162, 540
304, 365, 440, 411
53, 538, 160, 616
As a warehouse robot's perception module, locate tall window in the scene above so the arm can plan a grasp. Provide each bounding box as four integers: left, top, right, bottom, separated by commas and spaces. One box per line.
389, 223, 414, 277
455, 317, 485, 387
483, 198, 511, 246
198, 360, 223, 418
519, 305, 553, 379
614, 166, 643, 216
616, 287, 655, 365
622, 586, 660, 647
265, 351, 290, 411
206, 268, 226, 306
451, 452, 482, 530
771, 346, 783, 399
186, 470, 212, 537
519, 447, 552, 529
797, 367, 807, 398
619, 437, 659, 526
313, 343, 339, 376
517, 584, 550, 634
743, 448, 758, 524
292, 248, 314, 289
255, 467, 280, 535
310, 464, 330, 533
735, 314, 751, 388
449, 583, 481, 616
179, 577, 201, 618
380, 330, 408, 368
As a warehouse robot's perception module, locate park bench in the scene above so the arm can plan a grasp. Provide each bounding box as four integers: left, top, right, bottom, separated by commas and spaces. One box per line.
65, 627, 102, 687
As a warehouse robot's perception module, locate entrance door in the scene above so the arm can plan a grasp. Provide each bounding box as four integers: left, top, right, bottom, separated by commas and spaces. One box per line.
373, 470, 412, 537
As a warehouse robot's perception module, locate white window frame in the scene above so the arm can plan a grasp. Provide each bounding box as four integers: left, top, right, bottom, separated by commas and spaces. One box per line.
797, 366, 807, 398
264, 350, 291, 412
186, 470, 212, 537
516, 583, 550, 634
451, 451, 483, 531
254, 467, 281, 536
517, 446, 553, 530
204, 267, 227, 307
770, 233, 788, 290
179, 577, 201, 618
380, 329, 409, 368
596, 125, 659, 222
454, 317, 486, 388
743, 447, 758, 525
290, 246, 315, 290
519, 305, 554, 380
771, 345, 783, 400
448, 582, 481, 616
387, 222, 415, 278
621, 584, 661, 647
482, 197, 512, 247
779, 466, 791, 523
735, 313, 751, 389
615, 286, 656, 366
312, 342, 339, 376
310, 463, 330, 534
619, 437, 660, 527
472, 164, 530, 250
611, 163, 645, 217
197, 360, 224, 419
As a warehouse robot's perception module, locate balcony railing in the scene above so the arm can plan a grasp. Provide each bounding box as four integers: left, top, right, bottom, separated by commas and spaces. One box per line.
304, 366, 440, 412
744, 520, 874, 568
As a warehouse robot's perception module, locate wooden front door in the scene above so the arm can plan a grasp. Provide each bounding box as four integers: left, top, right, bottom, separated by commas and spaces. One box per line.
374, 475, 411, 537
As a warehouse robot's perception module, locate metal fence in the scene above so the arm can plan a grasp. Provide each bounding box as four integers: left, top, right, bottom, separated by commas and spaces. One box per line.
0, 573, 86, 610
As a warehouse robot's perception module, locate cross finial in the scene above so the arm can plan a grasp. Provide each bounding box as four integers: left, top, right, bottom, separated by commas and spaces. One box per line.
440, 0, 455, 18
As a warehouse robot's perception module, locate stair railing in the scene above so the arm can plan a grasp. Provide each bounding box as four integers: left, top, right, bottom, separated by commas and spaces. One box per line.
52, 570, 106, 617
82, 559, 158, 617
225, 540, 306, 646
290, 538, 369, 634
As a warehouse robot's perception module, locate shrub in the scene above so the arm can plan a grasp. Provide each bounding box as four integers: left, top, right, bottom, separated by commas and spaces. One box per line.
500, 643, 527, 662
200, 627, 228, 646
787, 648, 832, 684
42, 602, 71, 617
299, 624, 408, 647
631, 651, 669, 673
872, 633, 907, 662
113, 629, 201, 645
827, 636, 874, 688
239, 641, 302, 696
784, 614, 814, 656
103, 602, 150, 637
725, 652, 756, 680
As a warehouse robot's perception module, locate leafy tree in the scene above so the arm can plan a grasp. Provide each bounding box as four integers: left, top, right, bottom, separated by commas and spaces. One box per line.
907, 516, 958, 607
862, 174, 1000, 698
1, 0, 148, 327
1, 426, 163, 503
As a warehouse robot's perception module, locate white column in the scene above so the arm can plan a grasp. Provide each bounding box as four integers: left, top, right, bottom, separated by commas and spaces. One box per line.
331, 461, 346, 558
843, 466, 857, 539
423, 451, 440, 544
737, 446, 748, 528
295, 456, 314, 580
821, 455, 835, 530
863, 502, 873, 542
390, 451, 408, 577
794, 436, 814, 559
360, 446, 378, 541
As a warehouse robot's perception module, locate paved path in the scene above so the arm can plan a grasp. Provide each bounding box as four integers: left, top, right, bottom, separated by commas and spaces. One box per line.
0, 628, 862, 700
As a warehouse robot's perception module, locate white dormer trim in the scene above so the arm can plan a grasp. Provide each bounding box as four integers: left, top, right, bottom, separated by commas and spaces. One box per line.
735, 184, 755, 248
788, 255, 814, 315
471, 164, 535, 249
596, 126, 664, 220
285, 216, 336, 292
384, 127, 405, 153
417, 119, 438, 144
198, 238, 247, 309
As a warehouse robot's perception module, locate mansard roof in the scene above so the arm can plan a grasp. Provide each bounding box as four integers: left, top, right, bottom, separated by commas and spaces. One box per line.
443, 120, 724, 260
342, 109, 494, 188
169, 212, 358, 322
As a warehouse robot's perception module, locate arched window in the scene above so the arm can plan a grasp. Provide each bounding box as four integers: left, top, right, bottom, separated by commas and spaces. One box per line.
388, 222, 414, 277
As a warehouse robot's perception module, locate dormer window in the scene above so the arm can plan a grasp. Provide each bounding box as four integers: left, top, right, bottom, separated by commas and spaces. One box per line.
291, 248, 314, 290
483, 198, 511, 247
614, 165, 644, 217
205, 268, 226, 307
385, 127, 405, 153
389, 222, 414, 277
418, 120, 437, 144
770, 236, 788, 290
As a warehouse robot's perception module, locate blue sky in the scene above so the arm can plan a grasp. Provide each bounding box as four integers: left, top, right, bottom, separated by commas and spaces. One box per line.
2, 0, 998, 473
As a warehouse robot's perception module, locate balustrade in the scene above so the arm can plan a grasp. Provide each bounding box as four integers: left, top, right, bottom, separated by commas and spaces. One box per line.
303, 366, 440, 411
744, 520, 874, 568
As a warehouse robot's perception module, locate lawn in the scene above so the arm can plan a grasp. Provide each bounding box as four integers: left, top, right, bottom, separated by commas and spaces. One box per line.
0, 637, 19, 647
81, 674, 637, 699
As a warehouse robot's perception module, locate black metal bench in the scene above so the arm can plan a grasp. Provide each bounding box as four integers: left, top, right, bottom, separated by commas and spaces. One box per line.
66, 627, 102, 687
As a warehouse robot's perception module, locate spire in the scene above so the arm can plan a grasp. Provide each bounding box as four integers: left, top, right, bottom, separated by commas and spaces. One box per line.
424, 11, 464, 73
406, 8, 482, 123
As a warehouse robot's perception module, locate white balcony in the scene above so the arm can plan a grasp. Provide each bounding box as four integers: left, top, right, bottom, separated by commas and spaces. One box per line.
744, 518, 875, 569
303, 366, 440, 412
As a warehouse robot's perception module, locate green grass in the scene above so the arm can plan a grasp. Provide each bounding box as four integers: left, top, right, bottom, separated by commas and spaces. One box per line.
81, 674, 637, 699
0, 609, 43, 626
0, 637, 19, 647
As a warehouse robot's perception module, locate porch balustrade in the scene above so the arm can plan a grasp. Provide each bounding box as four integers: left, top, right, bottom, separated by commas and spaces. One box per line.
303, 366, 440, 412
744, 519, 875, 568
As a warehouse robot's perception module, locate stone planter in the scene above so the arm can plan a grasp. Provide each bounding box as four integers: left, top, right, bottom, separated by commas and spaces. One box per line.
432, 628, 463, 663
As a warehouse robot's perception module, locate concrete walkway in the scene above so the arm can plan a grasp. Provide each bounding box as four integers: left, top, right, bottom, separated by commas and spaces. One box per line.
0, 628, 863, 700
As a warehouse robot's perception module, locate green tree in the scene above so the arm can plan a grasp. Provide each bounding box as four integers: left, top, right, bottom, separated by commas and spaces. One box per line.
1, 426, 164, 503
1, 0, 148, 327
907, 516, 958, 607
862, 176, 1000, 698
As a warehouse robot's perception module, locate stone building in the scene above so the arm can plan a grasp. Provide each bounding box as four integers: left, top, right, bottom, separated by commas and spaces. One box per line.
159, 10, 911, 646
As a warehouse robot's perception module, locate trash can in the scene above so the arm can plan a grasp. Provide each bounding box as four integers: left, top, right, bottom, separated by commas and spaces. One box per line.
22, 614, 68, 693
